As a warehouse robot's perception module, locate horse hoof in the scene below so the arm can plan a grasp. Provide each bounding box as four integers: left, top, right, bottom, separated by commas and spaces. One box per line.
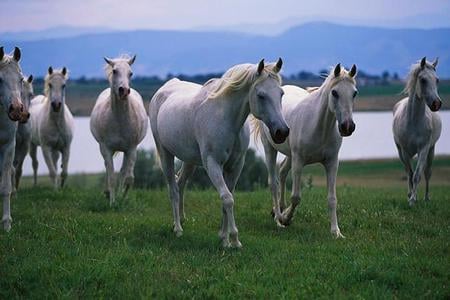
332, 230, 345, 239
270, 208, 275, 218
221, 238, 231, 248
2, 218, 12, 232
230, 240, 242, 249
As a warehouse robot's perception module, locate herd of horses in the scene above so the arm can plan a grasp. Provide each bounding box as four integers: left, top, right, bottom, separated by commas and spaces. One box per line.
0, 46, 443, 248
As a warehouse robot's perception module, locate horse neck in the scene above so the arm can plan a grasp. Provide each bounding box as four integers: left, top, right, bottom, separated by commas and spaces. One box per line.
313, 88, 337, 135
406, 92, 426, 122
218, 89, 250, 132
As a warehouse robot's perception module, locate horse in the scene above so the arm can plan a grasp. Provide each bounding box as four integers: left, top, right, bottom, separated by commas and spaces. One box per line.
90, 55, 148, 205
29, 67, 74, 189
13, 75, 34, 189
0, 46, 30, 231
393, 57, 442, 206
253, 63, 358, 238
149, 59, 290, 248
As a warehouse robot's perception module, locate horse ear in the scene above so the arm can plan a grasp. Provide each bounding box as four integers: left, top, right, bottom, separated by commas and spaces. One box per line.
420, 57, 426, 69
104, 57, 114, 66
27, 75, 33, 83
349, 64, 357, 77
48, 66, 53, 75
128, 55, 136, 66
273, 57, 283, 73
334, 63, 341, 77
432, 57, 439, 69
13, 47, 21, 62
0, 47, 4, 61
257, 59, 265, 75
62, 67, 67, 76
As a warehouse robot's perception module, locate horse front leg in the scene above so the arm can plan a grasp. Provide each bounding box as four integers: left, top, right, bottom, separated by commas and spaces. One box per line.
261, 133, 283, 225
279, 157, 291, 213
60, 147, 70, 189
397, 145, 414, 202
176, 163, 196, 222
204, 156, 241, 248
280, 155, 303, 226
29, 143, 39, 186
410, 147, 429, 206
1, 145, 14, 231
99, 144, 115, 206
324, 158, 344, 238
42, 146, 58, 189
120, 147, 137, 199
424, 146, 435, 202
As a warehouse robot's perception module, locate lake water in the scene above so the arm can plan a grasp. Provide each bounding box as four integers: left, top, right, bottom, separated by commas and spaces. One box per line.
21, 111, 450, 175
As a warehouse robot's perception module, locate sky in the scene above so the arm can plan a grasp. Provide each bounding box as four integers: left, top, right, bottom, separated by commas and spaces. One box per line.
1, 0, 450, 33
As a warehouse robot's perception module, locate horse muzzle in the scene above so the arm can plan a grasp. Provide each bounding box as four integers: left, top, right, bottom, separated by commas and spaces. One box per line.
118, 87, 131, 100
339, 119, 356, 137
8, 101, 30, 123
429, 99, 442, 112
51, 102, 62, 112
270, 124, 290, 144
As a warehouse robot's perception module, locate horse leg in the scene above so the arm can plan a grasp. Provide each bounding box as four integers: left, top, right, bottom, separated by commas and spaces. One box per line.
280, 155, 303, 226
60, 147, 70, 189
324, 157, 344, 238
220, 152, 246, 246
176, 163, 196, 222
397, 145, 414, 202
99, 144, 115, 206
42, 146, 58, 189
30, 143, 39, 186
1, 145, 14, 231
424, 146, 435, 202
120, 147, 137, 199
410, 147, 429, 206
158, 146, 183, 237
261, 133, 282, 224
204, 156, 241, 248
13, 147, 26, 190
51, 150, 60, 187
279, 157, 291, 213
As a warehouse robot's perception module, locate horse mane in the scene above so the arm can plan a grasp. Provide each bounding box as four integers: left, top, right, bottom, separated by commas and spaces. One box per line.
104, 54, 132, 81
402, 60, 436, 97
207, 62, 282, 99
44, 69, 68, 97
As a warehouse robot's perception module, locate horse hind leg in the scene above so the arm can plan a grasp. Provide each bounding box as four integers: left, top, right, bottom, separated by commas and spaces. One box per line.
410, 148, 429, 206
119, 148, 137, 200
280, 155, 303, 226
29, 143, 39, 186
176, 163, 196, 222
42, 146, 58, 189
397, 145, 414, 204
424, 146, 435, 202
159, 146, 183, 237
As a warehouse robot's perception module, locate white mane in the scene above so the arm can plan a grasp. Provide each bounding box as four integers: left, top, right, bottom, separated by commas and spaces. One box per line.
207, 63, 281, 99
403, 60, 436, 97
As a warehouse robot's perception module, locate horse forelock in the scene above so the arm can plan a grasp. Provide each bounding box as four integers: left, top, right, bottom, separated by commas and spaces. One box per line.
44, 70, 68, 96
104, 54, 133, 81
319, 68, 355, 95
0, 54, 21, 73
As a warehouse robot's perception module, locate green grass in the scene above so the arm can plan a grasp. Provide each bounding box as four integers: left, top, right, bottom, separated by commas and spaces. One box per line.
1, 160, 449, 298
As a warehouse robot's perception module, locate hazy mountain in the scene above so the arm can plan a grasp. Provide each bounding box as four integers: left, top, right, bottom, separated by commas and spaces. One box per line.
0, 26, 115, 42
2, 22, 449, 78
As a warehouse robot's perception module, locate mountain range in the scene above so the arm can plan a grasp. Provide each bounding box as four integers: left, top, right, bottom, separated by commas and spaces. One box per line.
1, 22, 449, 78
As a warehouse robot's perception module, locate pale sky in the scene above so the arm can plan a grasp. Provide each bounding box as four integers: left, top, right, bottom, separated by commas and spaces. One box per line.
1, 0, 450, 33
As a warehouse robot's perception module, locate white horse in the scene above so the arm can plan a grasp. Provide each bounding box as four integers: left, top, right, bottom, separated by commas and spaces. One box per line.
0, 46, 30, 231
393, 57, 442, 206
149, 59, 289, 248
29, 67, 74, 189
90, 55, 148, 205
13, 74, 34, 189
254, 63, 358, 238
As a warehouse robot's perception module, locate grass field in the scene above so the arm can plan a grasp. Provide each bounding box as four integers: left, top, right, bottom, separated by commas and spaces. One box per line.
1, 159, 449, 298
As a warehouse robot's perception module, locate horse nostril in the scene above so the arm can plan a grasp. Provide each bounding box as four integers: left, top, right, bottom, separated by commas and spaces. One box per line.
119, 87, 125, 95
9, 105, 14, 113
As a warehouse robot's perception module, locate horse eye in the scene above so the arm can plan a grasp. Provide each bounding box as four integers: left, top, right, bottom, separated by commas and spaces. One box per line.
112, 69, 117, 75
331, 90, 339, 98
436, 78, 440, 84
62, 84, 66, 89
49, 83, 53, 88
353, 90, 358, 98
129, 72, 133, 78
420, 78, 427, 85
30, 93, 34, 98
